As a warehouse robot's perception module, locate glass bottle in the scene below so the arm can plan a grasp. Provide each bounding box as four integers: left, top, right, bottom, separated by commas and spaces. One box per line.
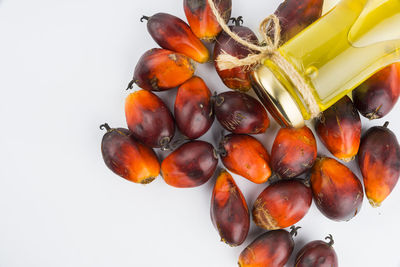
251, 0, 400, 127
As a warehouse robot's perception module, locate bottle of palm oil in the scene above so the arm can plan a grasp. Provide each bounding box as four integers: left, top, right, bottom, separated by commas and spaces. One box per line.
252, 0, 400, 127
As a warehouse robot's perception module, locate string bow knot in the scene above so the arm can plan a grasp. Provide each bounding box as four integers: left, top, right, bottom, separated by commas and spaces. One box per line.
215, 14, 282, 71
207, 0, 321, 118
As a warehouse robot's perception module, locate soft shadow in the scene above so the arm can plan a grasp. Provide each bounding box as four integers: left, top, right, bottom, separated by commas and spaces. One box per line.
204, 165, 224, 193
246, 224, 265, 245
210, 123, 225, 147
286, 236, 308, 266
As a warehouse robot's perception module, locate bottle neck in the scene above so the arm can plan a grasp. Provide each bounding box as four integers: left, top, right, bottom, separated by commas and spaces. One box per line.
251, 62, 306, 128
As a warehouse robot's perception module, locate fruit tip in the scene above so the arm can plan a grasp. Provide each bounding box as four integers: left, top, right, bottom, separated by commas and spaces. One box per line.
341, 156, 355, 163
140, 177, 156, 185
368, 198, 382, 208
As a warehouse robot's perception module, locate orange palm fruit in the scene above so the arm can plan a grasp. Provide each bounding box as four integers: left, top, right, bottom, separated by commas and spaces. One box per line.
141, 13, 209, 63
311, 157, 363, 221
100, 124, 160, 184
358, 122, 400, 207
295, 235, 338, 267
219, 134, 271, 184
211, 170, 249, 247
213, 17, 259, 91
274, 0, 324, 44
238, 227, 300, 267
129, 48, 195, 91
183, 0, 232, 42
271, 126, 317, 179
174, 76, 214, 139
315, 96, 361, 162
252, 179, 312, 230
125, 90, 175, 148
161, 141, 218, 188
353, 63, 400, 120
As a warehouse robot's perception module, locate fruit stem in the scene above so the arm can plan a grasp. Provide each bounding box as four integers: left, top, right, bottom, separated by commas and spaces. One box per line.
217, 146, 227, 157
325, 234, 334, 246
214, 95, 224, 107
160, 137, 172, 151
140, 16, 150, 22
126, 78, 137, 90
229, 16, 244, 26
210, 91, 217, 105
290, 226, 301, 237
217, 131, 228, 157
160, 136, 190, 151
236, 16, 244, 26
100, 123, 111, 132
383, 121, 389, 128
267, 173, 281, 184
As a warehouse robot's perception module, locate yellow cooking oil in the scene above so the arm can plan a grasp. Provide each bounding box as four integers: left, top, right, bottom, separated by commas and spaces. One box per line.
265, 0, 400, 120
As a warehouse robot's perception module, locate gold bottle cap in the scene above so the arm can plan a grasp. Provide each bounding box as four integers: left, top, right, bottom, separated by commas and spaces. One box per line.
251, 65, 305, 128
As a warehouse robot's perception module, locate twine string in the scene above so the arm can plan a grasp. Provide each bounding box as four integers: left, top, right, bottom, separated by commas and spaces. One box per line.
207, 0, 321, 118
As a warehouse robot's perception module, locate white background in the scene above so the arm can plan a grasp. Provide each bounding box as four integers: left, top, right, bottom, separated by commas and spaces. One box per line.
0, 0, 399, 266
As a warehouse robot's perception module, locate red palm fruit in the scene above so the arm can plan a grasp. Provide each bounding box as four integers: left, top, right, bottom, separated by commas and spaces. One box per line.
161, 141, 218, 188
210, 170, 249, 247
353, 63, 400, 120
140, 13, 209, 63
238, 226, 300, 267
252, 179, 312, 230
129, 48, 195, 91
183, 0, 232, 42
315, 96, 361, 162
274, 0, 324, 44
271, 126, 317, 178
100, 124, 160, 184
213, 18, 259, 91
220, 134, 271, 184
174, 76, 214, 139
311, 157, 363, 221
358, 122, 400, 207
125, 90, 175, 148
214, 91, 270, 134
295, 234, 338, 267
